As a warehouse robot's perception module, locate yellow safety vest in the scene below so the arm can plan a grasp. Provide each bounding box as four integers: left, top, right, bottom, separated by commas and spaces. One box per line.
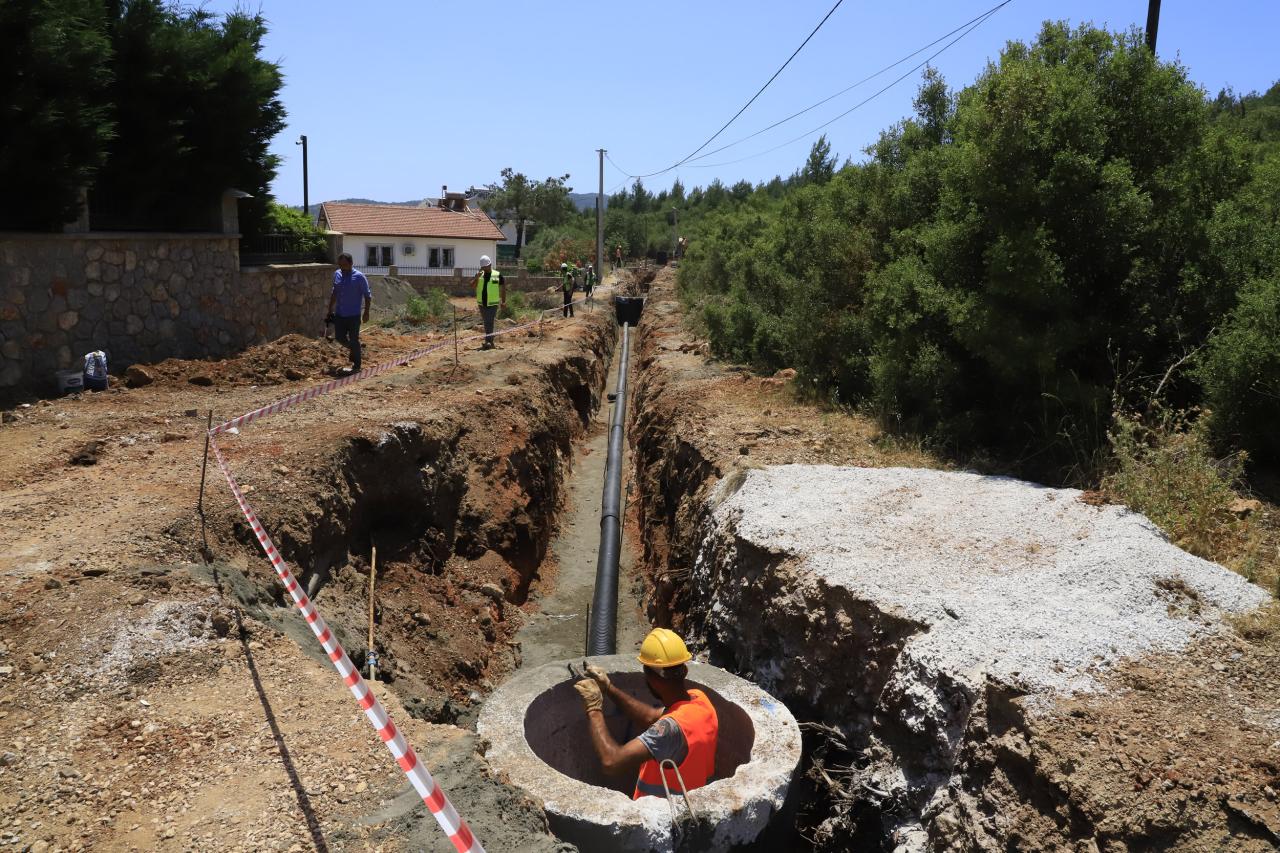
476, 270, 502, 307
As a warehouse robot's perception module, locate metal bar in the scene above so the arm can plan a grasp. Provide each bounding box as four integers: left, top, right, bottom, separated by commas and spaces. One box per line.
198, 409, 213, 559
368, 546, 378, 680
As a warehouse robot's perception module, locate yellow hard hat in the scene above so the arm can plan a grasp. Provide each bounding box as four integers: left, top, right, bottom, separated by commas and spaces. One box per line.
637, 628, 692, 668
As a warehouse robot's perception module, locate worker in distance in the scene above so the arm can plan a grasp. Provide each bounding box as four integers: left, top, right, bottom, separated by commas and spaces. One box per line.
574, 628, 720, 799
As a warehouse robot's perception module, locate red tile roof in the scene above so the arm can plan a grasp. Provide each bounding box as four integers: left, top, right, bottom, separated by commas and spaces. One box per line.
318, 202, 504, 240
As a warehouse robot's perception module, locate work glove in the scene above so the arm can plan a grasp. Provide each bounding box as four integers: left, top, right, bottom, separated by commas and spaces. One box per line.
585, 663, 611, 690
574, 679, 603, 713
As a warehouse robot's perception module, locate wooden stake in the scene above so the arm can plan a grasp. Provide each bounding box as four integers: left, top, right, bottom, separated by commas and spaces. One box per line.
368, 546, 377, 680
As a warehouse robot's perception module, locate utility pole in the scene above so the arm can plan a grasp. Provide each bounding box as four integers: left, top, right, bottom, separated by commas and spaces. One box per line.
1145, 0, 1161, 52
296, 134, 310, 221
596, 149, 605, 280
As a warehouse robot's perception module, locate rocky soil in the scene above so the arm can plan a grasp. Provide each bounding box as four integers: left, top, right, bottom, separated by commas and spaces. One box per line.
0, 297, 618, 851
629, 267, 1280, 852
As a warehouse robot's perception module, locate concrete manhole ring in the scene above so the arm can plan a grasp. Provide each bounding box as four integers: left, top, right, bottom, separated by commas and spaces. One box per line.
478, 655, 801, 852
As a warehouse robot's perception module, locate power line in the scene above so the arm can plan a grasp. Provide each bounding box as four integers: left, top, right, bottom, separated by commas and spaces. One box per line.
684, 0, 1013, 166
609, 0, 846, 180
685, 1, 1009, 170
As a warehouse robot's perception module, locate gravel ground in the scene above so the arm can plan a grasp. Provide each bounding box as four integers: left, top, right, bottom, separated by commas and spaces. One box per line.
711, 464, 1270, 703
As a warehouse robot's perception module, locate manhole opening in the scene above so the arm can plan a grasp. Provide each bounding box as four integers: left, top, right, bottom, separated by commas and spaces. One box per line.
523, 673, 756, 796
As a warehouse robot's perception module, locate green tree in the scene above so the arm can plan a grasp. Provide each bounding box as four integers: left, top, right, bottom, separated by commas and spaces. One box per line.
1197, 155, 1280, 462
88, 2, 284, 234
670, 178, 686, 204
682, 22, 1260, 478
0, 0, 113, 230
481, 168, 572, 258
798, 134, 836, 185
630, 178, 651, 214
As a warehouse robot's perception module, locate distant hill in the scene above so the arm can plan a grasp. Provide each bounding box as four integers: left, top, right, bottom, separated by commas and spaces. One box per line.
569, 192, 603, 212
303, 198, 430, 218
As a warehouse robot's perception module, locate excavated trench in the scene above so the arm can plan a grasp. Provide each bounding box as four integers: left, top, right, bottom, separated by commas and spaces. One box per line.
202, 313, 619, 728
195, 268, 1274, 850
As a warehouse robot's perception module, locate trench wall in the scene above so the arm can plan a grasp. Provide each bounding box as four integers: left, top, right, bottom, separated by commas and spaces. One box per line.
0, 232, 332, 396
210, 311, 618, 718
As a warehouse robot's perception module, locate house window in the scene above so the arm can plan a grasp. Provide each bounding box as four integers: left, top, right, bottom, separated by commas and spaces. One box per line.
427, 246, 456, 269
365, 244, 393, 267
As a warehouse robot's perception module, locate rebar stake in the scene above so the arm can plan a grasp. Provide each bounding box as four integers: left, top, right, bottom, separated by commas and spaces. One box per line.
368, 546, 378, 680
198, 410, 213, 561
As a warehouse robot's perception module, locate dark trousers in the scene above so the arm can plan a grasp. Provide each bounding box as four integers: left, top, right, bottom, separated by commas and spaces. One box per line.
480, 305, 499, 347
334, 315, 362, 369
563, 290, 574, 318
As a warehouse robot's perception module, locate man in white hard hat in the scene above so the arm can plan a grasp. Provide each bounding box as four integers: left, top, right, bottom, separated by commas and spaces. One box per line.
473, 255, 505, 350
573, 628, 719, 799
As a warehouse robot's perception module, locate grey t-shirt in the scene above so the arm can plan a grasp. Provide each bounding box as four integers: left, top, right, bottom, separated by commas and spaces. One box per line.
638, 715, 689, 765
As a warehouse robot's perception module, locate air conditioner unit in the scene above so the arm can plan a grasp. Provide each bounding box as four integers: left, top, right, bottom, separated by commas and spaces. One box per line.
403, 244, 415, 256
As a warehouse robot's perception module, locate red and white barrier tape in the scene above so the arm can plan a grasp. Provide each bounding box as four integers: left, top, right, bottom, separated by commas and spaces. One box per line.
209, 436, 484, 853
211, 288, 608, 436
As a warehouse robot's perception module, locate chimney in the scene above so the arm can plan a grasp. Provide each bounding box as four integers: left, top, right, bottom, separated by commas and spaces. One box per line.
442, 185, 447, 197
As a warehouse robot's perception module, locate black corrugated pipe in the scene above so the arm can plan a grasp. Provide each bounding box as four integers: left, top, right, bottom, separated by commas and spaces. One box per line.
587, 322, 629, 655
587, 298, 642, 655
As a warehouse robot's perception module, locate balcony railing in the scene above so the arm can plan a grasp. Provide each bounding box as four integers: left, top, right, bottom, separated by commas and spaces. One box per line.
240, 234, 328, 267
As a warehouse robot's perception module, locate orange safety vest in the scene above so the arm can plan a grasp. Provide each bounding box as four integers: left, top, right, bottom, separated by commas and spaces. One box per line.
633, 689, 718, 799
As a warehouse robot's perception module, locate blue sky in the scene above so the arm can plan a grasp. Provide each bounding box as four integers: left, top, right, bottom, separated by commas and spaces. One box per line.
202, 1, 1280, 206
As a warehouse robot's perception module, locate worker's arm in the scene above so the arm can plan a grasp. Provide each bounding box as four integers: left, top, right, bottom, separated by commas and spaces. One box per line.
327, 288, 337, 315
499, 272, 506, 307
585, 713, 654, 778
583, 665, 662, 730
602, 681, 662, 730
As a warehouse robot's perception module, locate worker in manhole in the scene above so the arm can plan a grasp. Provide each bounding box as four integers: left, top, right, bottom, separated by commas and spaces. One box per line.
573, 628, 719, 799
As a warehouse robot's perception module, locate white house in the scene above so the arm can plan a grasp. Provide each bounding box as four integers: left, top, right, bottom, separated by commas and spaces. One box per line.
316, 201, 504, 275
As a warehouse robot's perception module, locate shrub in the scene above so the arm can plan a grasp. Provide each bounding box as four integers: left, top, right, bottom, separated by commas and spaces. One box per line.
1198, 276, 1280, 464
403, 288, 449, 324
498, 291, 527, 320
265, 201, 324, 253
1103, 408, 1248, 559
524, 290, 558, 312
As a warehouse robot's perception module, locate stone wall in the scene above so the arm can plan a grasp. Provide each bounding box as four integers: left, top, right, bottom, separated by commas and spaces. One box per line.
0, 233, 333, 397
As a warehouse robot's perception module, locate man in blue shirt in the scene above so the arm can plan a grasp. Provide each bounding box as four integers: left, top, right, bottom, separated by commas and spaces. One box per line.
327, 252, 372, 372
